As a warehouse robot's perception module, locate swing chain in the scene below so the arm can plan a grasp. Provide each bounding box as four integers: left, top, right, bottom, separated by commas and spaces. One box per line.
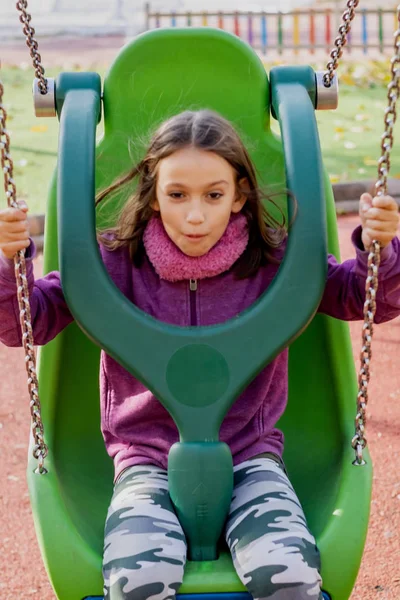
352, 6, 400, 465
0, 78, 48, 475
351, 241, 381, 465
323, 0, 359, 88
15, 0, 48, 95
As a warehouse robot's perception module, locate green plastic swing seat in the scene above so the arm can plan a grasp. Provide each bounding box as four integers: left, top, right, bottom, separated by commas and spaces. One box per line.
27, 28, 372, 600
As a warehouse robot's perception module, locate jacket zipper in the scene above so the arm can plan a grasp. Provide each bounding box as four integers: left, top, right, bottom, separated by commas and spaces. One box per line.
189, 279, 198, 326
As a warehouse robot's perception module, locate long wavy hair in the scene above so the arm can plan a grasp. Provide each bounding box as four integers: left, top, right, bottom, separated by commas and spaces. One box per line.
97, 109, 290, 278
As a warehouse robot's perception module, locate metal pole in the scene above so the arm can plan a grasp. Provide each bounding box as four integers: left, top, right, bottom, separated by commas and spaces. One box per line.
113, 0, 124, 21
52, 0, 62, 12
335, 0, 341, 31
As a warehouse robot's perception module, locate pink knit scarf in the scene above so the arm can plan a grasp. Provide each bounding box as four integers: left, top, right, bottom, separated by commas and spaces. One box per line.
143, 213, 249, 282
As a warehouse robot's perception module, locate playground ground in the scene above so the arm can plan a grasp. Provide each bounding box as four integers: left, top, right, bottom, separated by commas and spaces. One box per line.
1, 36, 400, 600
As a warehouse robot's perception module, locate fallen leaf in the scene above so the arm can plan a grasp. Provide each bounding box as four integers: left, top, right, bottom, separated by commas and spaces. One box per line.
340, 74, 355, 85
363, 157, 378, 166
30, 125, 48, 133
384, 530, 394, 538
355, 113, 370, 122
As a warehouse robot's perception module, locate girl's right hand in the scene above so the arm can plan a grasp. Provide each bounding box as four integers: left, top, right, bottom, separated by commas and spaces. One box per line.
0, 202, 31, 259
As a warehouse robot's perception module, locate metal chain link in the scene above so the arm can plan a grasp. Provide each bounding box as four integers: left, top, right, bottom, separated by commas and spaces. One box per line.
15, 0, 48, 95
0, 78, 48, 474
351, 240, 381, 465
323, 0, 360, 87
351, 6, 400, 465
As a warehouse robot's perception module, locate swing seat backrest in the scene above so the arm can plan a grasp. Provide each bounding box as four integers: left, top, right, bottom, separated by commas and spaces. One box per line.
28, 28, 371, 600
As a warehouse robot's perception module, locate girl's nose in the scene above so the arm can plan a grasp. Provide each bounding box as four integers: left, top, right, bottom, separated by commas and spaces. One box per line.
186, 206, 205, 224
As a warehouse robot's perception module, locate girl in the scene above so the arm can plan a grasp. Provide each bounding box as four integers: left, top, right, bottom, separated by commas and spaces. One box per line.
0, 110, 399, 600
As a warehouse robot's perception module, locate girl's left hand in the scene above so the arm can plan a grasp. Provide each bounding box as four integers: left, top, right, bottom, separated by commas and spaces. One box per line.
360, 193, 399, 250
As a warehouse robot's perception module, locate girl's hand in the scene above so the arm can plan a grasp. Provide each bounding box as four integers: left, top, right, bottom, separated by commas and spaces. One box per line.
359, 193, 399, 250
0, 202, 31, 259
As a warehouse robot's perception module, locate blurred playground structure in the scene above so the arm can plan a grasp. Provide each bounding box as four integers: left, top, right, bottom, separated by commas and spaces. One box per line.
1, 0, 399, 58
146, 3, 400, 56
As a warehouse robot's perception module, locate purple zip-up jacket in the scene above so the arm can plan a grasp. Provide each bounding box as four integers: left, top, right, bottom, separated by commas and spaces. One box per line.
1, 226, 400, 482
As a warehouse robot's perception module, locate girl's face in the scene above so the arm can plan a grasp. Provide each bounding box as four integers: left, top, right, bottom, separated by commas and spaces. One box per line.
153, 147, 247, 257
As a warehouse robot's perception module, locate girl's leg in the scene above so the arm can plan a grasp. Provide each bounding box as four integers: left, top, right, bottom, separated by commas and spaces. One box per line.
225, 457, 323, 600
103, 465, 187, 600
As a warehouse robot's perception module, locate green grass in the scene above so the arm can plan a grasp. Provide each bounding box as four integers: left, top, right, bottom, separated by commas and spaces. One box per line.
315, 85, 400, 186
1, 63, 399, 214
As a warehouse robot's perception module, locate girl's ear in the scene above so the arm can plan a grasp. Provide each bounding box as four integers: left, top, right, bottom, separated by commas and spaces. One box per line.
151, 197, 160, 211
232, 177, 249, 213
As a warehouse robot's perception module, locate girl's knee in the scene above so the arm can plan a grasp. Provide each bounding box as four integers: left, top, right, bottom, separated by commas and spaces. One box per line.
103, 564, 184, 600
103, 534, 186, 599
246, 564, 322, 599
243, 542, 322, 600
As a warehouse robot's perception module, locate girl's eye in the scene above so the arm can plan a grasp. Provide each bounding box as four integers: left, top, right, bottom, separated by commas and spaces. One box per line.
208, 192, 223, 200
169, 192, 185, 199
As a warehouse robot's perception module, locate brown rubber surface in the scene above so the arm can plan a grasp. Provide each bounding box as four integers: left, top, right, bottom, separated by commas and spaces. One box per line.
0, 215, 399, 598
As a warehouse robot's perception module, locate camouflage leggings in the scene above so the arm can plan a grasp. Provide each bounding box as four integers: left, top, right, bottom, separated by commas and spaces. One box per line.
103, 457, 323, 600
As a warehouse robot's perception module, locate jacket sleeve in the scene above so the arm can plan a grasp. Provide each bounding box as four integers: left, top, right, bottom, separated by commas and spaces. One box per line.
318, 225, 400, 323
0, 241, 74, 347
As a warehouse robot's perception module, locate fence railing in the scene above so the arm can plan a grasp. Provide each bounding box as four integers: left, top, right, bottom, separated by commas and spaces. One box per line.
144, 3, 400, 56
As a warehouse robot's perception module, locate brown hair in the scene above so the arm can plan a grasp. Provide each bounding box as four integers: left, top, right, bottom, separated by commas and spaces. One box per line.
97, 109, 289, 278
